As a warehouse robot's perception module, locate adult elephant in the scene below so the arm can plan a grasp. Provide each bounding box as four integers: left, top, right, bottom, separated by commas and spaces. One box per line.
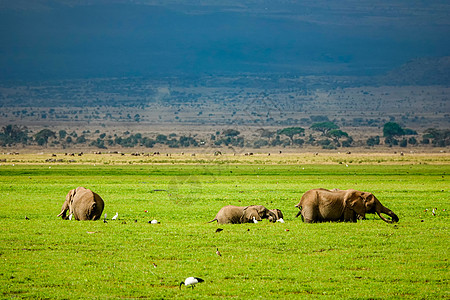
208, 205, 277, 224
295, 188, 399, 223
57, 187, 105, 221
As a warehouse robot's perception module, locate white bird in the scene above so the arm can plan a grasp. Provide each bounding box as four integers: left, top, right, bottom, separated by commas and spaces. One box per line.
276, 218, 285, 223
150, 219, 159, 224
179, 277, 204, 289
68, 214, 73, 220
112, 212, 118, 220
252, 216, 258, 223
432, 208, 436, 216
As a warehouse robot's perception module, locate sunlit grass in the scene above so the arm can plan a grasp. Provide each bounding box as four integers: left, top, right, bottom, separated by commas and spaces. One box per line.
0, 162, 448, 299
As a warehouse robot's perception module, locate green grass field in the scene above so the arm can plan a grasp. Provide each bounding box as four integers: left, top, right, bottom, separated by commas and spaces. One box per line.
0, 161, 448, 299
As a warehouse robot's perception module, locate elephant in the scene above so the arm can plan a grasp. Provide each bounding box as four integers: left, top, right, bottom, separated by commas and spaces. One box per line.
208, 205, 277, 224
57, 187, 105, 221
268, 209, 284, 222
295, 188, 399, 223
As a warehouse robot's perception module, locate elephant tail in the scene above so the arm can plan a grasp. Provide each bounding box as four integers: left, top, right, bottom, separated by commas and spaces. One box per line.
207, 218, 218, 223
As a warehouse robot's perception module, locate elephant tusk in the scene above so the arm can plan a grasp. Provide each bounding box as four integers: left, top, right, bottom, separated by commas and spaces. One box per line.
377, 212, 394, 223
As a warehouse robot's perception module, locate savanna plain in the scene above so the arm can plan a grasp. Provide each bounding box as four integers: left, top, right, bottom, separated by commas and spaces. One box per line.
0, 153, 448, 299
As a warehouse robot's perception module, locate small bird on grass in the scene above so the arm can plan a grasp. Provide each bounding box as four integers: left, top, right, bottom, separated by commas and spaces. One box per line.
149, 219, 160, 224
68, 214, 73, 220
112, 212, 118, 220
252, 216, 258, 223
179, 277, 204, 289
215, 228, 223, 233
103, 213, 107, 223
276, 218, 285, 223
25, 216, 30, 220
432, 208, 436, 216
216, 248, 221, 256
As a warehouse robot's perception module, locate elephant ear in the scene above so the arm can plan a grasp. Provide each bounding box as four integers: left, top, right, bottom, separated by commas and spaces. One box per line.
68, 189, 77, 204
363, 193, 376, 213
241, 207, 261, 223
346, 191, 366, 219
57, 189, 76, 218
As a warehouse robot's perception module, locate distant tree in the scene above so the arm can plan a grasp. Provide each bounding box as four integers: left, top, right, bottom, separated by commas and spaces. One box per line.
253, 139, 269, 148
404, 128, 418, 135
90, 138, 106, 149
156, 134, 168, 143
222, 129, 240, 137
383, 122, 405, 138
366, 136, 380, 147
277, 127, 305, 144
179, 136, 198, 147
400, 138, 408, 148
328, 129, 349, 144
35, 129, 56, 146
58, 130, 67, 139
422, 128, 450, 147
75, 136, 86, 144
341, 136, 353, 147
0, 125, 29, 146
408, 137, 417, 145
310, 122, 339, 136
257, 129, 275, 141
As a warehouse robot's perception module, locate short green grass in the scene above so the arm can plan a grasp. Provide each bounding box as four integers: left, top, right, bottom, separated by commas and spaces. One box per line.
0, 163, 448, 299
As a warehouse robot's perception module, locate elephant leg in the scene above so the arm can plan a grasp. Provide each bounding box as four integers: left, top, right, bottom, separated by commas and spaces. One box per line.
343, 207, 357, 222
301, 207, 316, 223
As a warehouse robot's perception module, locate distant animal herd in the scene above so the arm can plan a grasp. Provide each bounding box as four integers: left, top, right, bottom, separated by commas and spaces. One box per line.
58, 187, 399, 224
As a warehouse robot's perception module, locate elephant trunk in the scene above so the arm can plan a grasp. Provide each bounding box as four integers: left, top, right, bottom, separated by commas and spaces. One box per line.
57, 209, 67, 219
57, 201, 69, 219
376, 206, 399, 223
267, 211, 277, 223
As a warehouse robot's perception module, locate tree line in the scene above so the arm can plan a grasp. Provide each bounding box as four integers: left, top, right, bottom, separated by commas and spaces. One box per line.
0, 123, 448, 149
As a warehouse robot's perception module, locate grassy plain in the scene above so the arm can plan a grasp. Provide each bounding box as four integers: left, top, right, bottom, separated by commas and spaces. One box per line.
0, 153, 448, 299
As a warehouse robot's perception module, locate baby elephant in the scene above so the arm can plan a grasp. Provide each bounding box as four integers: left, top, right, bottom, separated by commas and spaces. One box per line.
268, 209, 284, 222
57, 187, 105, 221
208, 205, 277, 224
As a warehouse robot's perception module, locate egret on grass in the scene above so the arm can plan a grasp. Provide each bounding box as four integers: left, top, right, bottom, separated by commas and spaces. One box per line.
252, 216, 258, 223
276, 218, 285, 223
112, 212, 118, 220
179, 277, 204, 289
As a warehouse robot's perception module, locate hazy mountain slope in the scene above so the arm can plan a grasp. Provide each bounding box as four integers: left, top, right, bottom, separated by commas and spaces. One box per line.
0, 1, 449, 80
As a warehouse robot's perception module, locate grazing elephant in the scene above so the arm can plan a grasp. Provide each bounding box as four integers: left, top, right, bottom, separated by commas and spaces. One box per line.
57, 187, 105, 221
208, 205, 277, 224
295, 188, 399, 223
268, 209, 284, 222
